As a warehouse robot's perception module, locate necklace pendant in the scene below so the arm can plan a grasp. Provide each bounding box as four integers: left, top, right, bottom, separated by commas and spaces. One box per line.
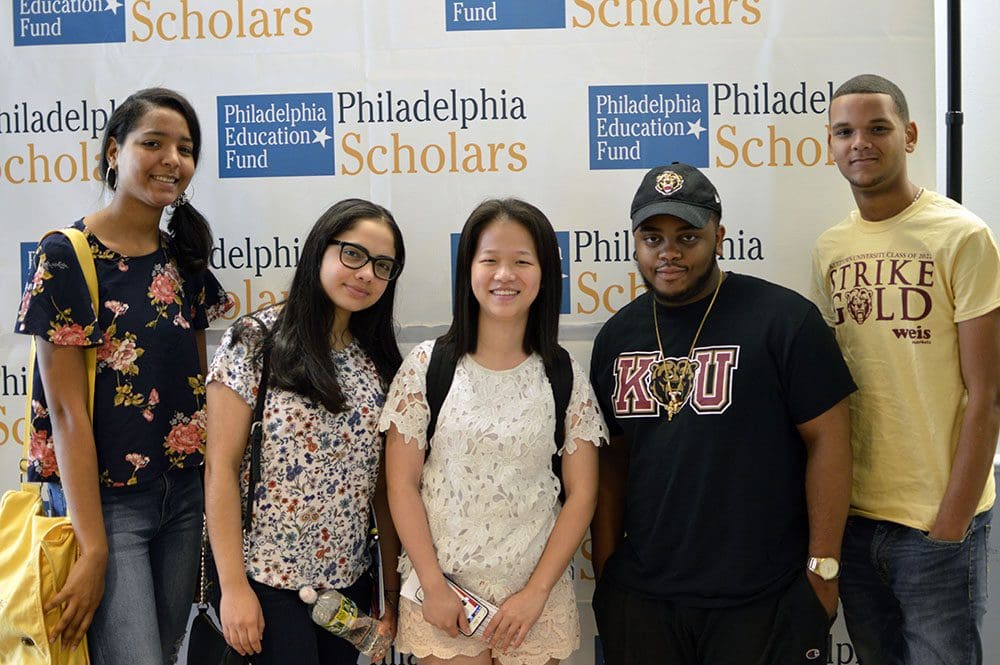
648, 358, 699, 420
665, 398, 682, 421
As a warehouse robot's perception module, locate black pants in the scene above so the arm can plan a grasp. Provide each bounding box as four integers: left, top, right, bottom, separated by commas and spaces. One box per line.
593, 572, 833, 665
248, 574, 373, 665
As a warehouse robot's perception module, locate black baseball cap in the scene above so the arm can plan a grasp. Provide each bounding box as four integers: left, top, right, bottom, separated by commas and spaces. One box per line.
630, 163, 722, 230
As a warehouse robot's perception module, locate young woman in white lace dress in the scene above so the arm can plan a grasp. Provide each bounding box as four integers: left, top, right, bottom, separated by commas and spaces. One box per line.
382, 198, 607, 665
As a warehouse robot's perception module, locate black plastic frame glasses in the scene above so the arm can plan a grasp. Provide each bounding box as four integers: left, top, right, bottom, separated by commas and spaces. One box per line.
329, 240, 403, 281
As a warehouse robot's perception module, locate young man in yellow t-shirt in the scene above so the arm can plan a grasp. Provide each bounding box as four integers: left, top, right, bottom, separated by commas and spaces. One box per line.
812, 74, 1000, 665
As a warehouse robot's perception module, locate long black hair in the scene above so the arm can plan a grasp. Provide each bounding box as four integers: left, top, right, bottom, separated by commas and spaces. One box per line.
247, 199, 405, 413
99, 87, 212, 273
441, 198, 562, 368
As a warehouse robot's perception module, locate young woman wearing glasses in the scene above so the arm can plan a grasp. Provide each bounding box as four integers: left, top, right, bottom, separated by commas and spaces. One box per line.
205, 199, 405, 664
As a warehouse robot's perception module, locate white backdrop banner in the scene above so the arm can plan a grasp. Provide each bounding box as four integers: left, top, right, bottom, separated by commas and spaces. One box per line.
2, 2, 935, 664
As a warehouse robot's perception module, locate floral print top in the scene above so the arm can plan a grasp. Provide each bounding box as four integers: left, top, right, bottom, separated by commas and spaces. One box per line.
15, 220, 233, 486
207, 306, 385, 591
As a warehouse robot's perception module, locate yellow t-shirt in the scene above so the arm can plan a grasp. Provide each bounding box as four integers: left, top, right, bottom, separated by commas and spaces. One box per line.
811, 190, 1000, 531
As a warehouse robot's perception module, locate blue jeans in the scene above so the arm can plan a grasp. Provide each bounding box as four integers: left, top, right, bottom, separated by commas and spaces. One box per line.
50, 468, 203, 665
839, 510, 991, 665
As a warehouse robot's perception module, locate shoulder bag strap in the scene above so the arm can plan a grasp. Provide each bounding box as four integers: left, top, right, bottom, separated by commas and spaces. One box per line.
243, 314, 271, 534
21, 228, 98, 479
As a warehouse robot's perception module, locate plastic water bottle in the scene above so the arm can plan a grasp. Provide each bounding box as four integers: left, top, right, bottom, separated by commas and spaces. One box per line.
300, 586, 391, 657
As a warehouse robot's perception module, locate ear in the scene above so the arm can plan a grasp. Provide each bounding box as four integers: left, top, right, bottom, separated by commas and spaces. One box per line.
714, 223, 727, 257
106, 137, 120, 169
904, 121, 918, 153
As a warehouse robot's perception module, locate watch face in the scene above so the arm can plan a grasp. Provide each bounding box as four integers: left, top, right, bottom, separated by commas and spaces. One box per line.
816, 558, 839, 580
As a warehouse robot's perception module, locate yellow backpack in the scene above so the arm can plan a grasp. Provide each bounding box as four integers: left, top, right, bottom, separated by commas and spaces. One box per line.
0, 227, 96, 664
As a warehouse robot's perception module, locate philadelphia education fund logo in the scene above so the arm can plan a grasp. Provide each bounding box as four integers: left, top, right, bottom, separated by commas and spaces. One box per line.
589, 84, 709, 169
217, 93, 335, 178
450, 232, 571, 315
445, 0, 564, 31
14, 0, 126, 46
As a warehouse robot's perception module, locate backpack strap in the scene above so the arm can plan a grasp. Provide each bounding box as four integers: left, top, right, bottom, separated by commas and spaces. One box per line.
545, 346, 574, 503
424, 336, 456, 448
21, 228, 98, 480
545, 346, 573, 451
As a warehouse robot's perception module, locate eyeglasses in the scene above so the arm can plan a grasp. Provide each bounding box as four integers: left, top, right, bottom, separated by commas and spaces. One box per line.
329, 240, 403, 281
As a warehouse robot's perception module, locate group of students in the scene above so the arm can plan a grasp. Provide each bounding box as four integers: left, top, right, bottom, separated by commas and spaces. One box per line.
17, 86, 605, 665
15, 72, 999, 665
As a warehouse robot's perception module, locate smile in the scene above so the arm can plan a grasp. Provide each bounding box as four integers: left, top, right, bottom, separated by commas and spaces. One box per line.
345, 284, 370, 298
151, 175, 179, 184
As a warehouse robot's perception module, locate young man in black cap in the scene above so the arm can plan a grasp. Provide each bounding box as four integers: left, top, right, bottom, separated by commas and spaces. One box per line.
589, 163, 856, 664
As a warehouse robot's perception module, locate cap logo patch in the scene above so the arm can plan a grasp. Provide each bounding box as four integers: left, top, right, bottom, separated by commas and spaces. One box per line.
655, 170, 684, 197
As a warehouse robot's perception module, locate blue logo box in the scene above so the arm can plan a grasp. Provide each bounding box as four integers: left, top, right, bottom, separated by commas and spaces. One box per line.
445, 0, 565, 31
589, 84, 710, 170
450, 231, 570, 314
19, 242, 38, 295
13, 0, 125, 46
217, 93, 335, 179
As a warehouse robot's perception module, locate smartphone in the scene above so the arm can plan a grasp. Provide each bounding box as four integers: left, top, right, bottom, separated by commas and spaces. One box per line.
409, 572, 495, 636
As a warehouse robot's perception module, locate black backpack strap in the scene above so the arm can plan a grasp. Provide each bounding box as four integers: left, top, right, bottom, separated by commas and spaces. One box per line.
545, 345, 574, 503
424, 336, 457, 450
545, 346, 573, 448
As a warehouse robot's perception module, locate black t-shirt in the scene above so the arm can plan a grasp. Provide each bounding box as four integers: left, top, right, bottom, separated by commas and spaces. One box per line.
590, 273, 855, 606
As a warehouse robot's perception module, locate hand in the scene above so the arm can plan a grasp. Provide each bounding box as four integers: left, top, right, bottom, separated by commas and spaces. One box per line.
220, 582, 265, 656
44, 549, 107, 649
371, 605, 398, 663
805, 572, 839, 619
483, 585, 548, 652
420, 578, 470, 638
927, 517, 970, 543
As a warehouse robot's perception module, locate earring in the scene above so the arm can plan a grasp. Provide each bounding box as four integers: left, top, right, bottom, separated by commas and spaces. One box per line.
171, 184, 193, 208
105, 166, 116, 189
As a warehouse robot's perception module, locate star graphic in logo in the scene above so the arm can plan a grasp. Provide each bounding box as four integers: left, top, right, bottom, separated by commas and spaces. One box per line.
105, 0, 122, 14
686, 119, 706, 140
312, 127, 332, 148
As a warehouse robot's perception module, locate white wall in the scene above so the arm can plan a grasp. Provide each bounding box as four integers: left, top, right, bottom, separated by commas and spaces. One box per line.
935, 1, 1000, 221
934, 3, 1000, 661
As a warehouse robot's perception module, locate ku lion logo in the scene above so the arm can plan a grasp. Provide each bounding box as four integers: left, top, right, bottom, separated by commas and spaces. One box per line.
846, 286, 873, 324
655, 170, 685, 197
647, 356, 700, 420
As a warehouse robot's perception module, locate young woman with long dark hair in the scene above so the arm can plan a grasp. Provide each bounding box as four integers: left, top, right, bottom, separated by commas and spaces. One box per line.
383, 198, 606, 665
15, 87, 233, 663
205, 198, 405, 664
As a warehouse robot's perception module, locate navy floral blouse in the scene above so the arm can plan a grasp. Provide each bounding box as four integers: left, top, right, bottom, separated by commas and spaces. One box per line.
15, 220, 234, 487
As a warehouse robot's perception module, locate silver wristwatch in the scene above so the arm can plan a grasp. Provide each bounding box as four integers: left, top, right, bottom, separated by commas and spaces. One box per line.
807, 556, 840, 581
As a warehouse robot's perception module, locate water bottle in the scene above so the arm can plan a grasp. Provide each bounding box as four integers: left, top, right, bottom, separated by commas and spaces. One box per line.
299, 586, 391, 657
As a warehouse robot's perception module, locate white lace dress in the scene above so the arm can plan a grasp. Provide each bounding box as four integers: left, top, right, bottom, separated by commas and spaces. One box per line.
379, 340, 607, 664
